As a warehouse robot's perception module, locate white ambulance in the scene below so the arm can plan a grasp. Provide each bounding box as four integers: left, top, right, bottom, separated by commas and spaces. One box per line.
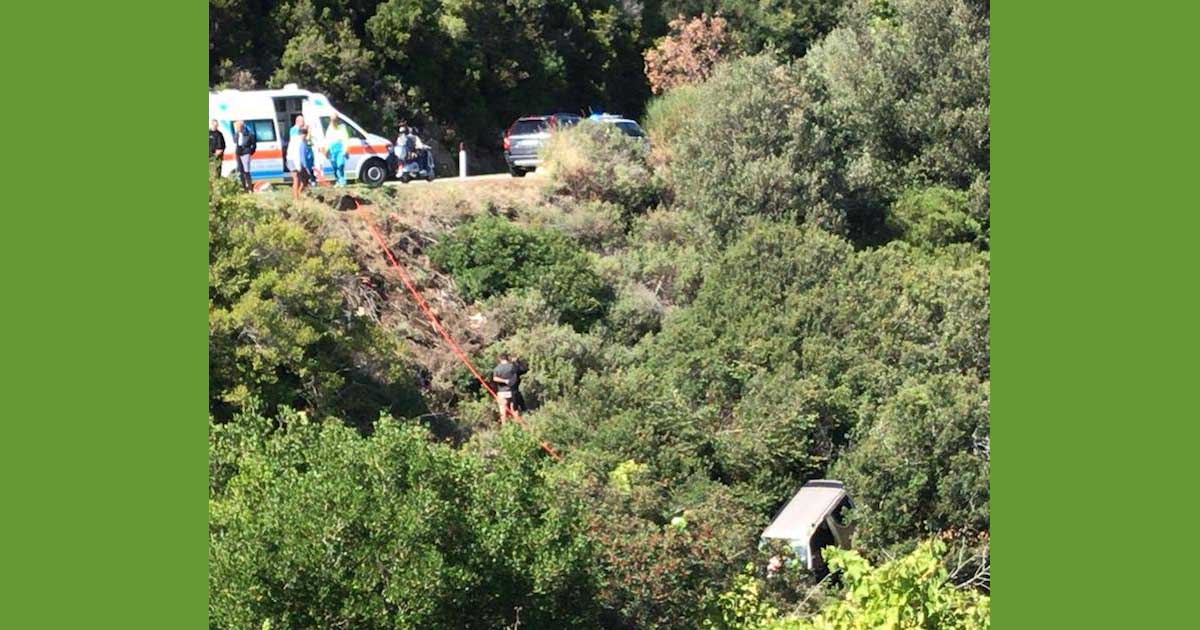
209, 84, 394, 187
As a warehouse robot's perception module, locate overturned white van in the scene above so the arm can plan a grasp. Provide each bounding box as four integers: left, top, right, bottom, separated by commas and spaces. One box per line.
208, 84, 394, 186
760, 480, 854, 572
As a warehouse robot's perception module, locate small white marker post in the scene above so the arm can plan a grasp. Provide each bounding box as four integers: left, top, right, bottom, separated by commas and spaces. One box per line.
459, 143, 467, 179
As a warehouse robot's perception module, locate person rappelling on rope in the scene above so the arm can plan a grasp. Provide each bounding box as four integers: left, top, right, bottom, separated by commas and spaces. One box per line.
492, 352, 528, 422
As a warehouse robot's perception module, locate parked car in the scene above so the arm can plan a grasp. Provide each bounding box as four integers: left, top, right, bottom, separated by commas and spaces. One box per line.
592, 114, 648, 139
503, 113, 581, 177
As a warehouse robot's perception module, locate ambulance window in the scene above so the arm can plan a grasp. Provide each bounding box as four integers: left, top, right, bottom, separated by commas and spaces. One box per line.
247, 119, 277, 142
320, 116, 364, 140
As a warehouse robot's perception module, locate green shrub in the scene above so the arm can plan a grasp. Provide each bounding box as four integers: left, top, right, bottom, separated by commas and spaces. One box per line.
430, 215, 613, 331
603, 282, 665, 346
796, 0, 990, 243
655, 55, 814, 242
620, 207, 710, 306
210, 411, 600, 628
541, 121, 663, 215
887, 186, 982, 248
518, 199, 628, 252
643, 82, 703, 164
797, 541, 990, 629
650, 0, 990, 245
478, 288, 561, 338
208, 178, 420, 425
831, 375, 990, 552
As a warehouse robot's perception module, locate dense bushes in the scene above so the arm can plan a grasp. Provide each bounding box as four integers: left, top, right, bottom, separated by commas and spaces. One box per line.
541, 121, 663, 215
832, 375, 990, 551
530, 221, 989, 554
797, 540, 990, 629
208, 176, 421, 426
888, 186, 987, 249
653, 55, 816, 242
647, 0, 990, 244
705, 541, 990, 629
796, 0, 990, 242
430, 215, 613, 331
210, 411, 599, 628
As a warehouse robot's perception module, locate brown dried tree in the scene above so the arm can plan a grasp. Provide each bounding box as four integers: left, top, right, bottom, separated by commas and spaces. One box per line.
643, 13, 731, 95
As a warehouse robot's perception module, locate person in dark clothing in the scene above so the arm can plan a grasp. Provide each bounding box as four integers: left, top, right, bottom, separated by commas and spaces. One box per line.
233, 119, 257, 192
492, 352, 529, 422
209, 119, 226, 178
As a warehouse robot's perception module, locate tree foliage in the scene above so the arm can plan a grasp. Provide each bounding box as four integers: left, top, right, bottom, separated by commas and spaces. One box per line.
429, 215, 613, 331
798, 541, 990, 629
645, 13, 731, 94
207, 175, 421, 425
654, 1, 845, 59
703, 541, 989, 629
210, 410, 599, 628
648, 0, 990, 243
541, 121, 663, 214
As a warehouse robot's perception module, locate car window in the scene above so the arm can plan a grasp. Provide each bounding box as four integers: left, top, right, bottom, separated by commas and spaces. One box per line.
829, 499, 851, 528
512, 119, 549, 135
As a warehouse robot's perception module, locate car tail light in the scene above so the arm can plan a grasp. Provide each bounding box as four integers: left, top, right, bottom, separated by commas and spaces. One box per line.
504, 127, 512, 151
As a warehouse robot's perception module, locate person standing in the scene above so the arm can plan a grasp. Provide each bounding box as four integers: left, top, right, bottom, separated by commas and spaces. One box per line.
325, 114, 351, 187
492, 352, 529, 422
298, 127, 316, 195
286, 117, 308, 200
288, 114, 306, 140
233, 120, 257, 192
394, 124, 416, 177
209, 119, 226, 178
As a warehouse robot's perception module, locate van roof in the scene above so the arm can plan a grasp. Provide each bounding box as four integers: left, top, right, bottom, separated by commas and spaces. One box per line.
760, 480, 847, 543
211, 84, 313, 97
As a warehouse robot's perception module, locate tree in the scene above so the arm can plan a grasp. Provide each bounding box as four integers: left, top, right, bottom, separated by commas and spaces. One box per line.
208, 176, 420, 425
832, 375, 990, 553
652, 1, 845, 59
796, 0, 990, 242
647, 0, 990, 244
887, 186, 985, 249
272, 19, 378, 118
210, 411, 600, 628
644, 13, 731, 94
651, 55, 820, 241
